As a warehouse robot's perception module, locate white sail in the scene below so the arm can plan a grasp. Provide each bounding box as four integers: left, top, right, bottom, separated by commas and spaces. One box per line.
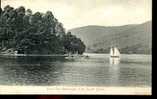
110, 47, 120, 57
114, 47, 120, 57
110, 48, 114, 56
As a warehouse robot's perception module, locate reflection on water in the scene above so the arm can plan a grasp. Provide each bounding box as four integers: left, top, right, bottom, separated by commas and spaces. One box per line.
0, 56, 65, 85
109, 57, 120, 65
0, 54, 151, 87
109, 66, 120, 86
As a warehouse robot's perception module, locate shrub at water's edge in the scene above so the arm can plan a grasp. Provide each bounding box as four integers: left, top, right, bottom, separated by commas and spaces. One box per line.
0, 5, 86, 55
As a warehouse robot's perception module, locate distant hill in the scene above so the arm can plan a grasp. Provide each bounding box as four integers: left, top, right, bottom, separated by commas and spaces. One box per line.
69, 21, 152, 54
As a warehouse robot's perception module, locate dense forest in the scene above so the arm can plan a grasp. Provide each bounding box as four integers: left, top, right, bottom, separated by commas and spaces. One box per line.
0, 5, 86, 54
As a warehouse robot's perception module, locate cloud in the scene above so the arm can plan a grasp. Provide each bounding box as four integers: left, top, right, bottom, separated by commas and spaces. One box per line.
1, 0, 152, 29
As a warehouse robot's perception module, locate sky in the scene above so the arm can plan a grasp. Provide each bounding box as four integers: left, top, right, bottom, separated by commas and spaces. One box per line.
1, 0, 152, 30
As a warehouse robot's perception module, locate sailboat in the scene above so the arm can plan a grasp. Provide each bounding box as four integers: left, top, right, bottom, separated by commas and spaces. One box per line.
109, 31, 121, 65
110, 47, 120, 58
110, 30, 121, 58
109, 47, 120, 65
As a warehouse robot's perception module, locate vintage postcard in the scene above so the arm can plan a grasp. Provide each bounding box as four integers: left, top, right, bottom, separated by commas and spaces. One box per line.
0, 0, 152, 95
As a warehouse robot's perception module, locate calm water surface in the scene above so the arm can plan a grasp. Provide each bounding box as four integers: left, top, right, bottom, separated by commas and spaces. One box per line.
0, 53, 151, 87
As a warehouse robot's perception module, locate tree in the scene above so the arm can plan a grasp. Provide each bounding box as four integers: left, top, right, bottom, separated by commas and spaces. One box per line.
62, 32, 86, 54
15, 6, 25, 32
0, 5, 86, 55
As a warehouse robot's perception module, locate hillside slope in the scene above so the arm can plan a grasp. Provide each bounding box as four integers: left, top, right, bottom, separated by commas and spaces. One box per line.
69, 21, 152, 54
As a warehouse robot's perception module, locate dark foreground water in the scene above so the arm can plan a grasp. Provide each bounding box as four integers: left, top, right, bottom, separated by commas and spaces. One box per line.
0, 53, 151, 87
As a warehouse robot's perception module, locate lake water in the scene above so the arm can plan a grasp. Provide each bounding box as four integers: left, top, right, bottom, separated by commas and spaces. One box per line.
0, 53, 151, 87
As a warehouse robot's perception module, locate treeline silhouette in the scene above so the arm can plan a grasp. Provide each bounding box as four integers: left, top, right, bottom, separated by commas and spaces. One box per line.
0, 5, 85, 54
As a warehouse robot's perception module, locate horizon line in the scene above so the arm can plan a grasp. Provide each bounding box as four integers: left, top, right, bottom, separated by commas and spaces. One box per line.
67, 20, 152, 30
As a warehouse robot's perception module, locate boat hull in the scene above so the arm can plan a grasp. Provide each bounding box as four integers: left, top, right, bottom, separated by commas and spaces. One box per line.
110, 56, 120, 58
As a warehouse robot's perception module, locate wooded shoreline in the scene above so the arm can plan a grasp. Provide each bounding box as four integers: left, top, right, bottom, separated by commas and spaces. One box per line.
0, 5, 86, 55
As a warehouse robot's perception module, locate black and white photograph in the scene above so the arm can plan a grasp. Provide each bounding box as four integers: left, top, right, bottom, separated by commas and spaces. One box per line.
0, 0, 152, 95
